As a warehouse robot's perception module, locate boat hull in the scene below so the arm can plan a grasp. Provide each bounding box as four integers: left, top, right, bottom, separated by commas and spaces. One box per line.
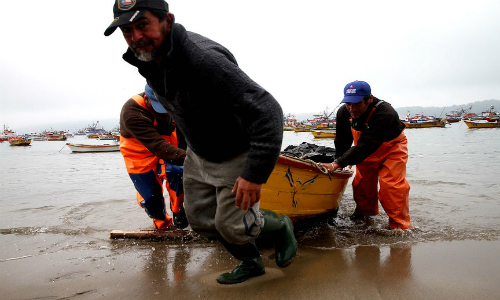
403, 121, 446, 128
46, 135, 67, 141
66, 143, 120, 153
260, 155, 353, 220
8, 138, 31, 146
464, 121, 500, 128
293, 127, 311, 132
311, 130, 336, 138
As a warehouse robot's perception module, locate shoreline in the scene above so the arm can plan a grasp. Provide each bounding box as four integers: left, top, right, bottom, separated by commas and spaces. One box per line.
2, 238, 499, 299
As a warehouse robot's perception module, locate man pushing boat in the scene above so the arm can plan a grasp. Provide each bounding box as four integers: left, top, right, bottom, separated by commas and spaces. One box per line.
319, 80, 411, 230
104, 0, 297, 284
120, 84, 189, 231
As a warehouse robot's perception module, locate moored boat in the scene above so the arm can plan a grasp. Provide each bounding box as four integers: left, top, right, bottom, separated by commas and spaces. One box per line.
0, 125, 16, 142
86, 133, 99, 139
8, 137, 32, 146
402, 112, 446, 128
311, 129, 336, 138
293, 126, 311, 132
66, 143, 120, 153
98, 134, 116, 140
260, 154, 353, 221
283, 114, 298, 131
464, 120, 500, 128
403, 119, 446, 128
46, 134, 67, 141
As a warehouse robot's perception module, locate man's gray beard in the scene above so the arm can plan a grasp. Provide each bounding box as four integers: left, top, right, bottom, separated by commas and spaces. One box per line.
135, 48, 158, 62
133, 26, 167, 62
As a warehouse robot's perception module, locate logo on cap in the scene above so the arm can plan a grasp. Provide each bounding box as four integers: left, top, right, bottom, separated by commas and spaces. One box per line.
346, 85, 357, 94
118, 0, 136, 11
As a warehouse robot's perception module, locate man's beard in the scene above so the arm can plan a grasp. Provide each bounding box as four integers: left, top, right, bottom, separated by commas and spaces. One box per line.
132, 38, 159, 62
132, 26, 167, 62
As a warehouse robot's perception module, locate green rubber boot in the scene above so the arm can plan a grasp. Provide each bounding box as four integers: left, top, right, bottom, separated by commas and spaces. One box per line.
260, 209, 298, 268
216, 240, 265, 284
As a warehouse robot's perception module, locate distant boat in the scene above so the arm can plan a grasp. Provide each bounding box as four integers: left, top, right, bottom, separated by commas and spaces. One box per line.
464, 120, 500, 128
86, 133, 99, 139
8, 137, 32, 146
98, 134, 116, 140
293, 126, 311, 132
66, 143, 120, 153
402, 112, 447, 128
45, 134, 67, 141
403, 120, 447, 128
311, 129, 336, 139
0, 125, 16, 142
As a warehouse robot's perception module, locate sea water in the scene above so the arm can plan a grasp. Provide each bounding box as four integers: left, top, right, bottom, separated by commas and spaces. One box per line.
1, 123, 499, 257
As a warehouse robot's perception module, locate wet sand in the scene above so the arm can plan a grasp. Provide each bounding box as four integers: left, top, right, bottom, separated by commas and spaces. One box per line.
2, 238, 499, 300
2, 127, 500, 299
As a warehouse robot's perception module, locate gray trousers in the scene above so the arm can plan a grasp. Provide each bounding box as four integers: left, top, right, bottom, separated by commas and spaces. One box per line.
183, 148, 264, 245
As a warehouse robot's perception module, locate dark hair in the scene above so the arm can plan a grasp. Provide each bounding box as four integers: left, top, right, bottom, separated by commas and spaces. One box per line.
363, 95, 371, 101
150, 9, 168, 22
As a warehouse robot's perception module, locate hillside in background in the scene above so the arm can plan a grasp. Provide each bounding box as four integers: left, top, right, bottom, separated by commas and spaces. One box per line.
294, 99, 500, 122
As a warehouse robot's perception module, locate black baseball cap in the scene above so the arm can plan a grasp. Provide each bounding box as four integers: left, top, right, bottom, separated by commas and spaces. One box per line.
104, 0, 169, 36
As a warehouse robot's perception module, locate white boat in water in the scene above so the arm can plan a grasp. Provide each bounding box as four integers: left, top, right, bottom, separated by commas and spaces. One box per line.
66, 143, 120, 153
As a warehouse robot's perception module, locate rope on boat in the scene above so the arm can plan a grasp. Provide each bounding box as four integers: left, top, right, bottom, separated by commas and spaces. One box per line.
303, 159, 330, 174
280, 152, 354, 175
280, 152, 330, 175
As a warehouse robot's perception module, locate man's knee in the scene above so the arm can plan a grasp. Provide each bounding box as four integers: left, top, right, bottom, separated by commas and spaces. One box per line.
215, 208, 263, 245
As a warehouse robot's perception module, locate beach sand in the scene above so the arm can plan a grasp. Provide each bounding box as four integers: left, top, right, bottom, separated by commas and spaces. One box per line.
2, 237, 499, 300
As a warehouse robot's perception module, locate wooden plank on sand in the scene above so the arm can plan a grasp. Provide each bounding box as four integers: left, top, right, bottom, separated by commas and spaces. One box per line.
109, 229, 200, 240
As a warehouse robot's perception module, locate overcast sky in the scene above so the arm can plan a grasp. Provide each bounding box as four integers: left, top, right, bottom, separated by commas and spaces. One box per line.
1, 0, 499, 132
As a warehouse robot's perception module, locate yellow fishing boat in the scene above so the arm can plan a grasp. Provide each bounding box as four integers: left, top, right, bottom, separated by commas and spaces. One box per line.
464, 120, 500, 128
311, 129, 336, 138
260, 154, 353, 221
403, 120, 446, 128
8, 137, 32, 146
293, 126, 311, 132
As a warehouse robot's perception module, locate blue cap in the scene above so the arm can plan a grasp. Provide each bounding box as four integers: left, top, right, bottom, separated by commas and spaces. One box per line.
144, 84, 167, 114
341, 81, 371, 103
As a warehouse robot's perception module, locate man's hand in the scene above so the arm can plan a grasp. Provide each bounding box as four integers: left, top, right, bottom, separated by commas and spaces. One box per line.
232, 177, 262, 211
318, 161, 341, 173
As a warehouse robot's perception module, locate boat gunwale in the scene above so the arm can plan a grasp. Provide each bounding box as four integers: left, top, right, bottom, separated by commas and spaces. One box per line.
277, 154, 353, 179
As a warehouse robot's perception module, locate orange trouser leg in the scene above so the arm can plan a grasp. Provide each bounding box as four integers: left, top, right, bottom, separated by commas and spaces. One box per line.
163, 181, 184, 213
352, 164, 380, 216
136, 191, 173, 230
157, 160, 184, 214
378, 147, 411, 230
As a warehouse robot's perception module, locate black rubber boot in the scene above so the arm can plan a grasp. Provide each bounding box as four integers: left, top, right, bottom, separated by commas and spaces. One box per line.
350, 210, 372, 221
172, 206, 189, 229
216, 240, 265, 284
260, 209, 298, 268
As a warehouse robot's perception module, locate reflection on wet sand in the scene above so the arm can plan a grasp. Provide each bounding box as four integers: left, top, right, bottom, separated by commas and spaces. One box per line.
353, 245, 412, 282
133, 236, 414, 289
143, 245, 191, 286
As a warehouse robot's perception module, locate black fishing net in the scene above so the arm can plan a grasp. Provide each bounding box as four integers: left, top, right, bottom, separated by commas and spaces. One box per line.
281, 142, 336, 163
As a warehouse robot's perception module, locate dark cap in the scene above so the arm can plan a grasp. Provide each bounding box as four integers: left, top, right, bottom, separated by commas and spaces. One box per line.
104, 0, 169, 36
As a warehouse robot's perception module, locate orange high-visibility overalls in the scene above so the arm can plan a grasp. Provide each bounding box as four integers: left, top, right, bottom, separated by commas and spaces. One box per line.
120, 95, 184, 230
351, 106, 411, 229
